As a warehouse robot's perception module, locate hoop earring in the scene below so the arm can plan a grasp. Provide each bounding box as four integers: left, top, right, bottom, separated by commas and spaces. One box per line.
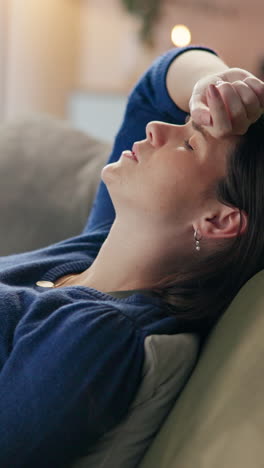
194, 230, 202, 251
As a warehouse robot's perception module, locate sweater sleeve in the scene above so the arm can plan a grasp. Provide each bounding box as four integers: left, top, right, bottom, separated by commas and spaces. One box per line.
0, 296, 144, 467
83, 45, 217, 234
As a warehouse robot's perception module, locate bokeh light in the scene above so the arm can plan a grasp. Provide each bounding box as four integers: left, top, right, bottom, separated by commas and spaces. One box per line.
171, 25, 191, 47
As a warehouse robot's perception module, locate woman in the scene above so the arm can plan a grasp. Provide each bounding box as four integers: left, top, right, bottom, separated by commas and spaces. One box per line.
0, 46, 263, 466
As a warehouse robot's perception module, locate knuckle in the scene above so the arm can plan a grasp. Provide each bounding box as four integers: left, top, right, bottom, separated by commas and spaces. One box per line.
234, 80, 247, 87
230, 108, 244, 121
243, 95, 255, 107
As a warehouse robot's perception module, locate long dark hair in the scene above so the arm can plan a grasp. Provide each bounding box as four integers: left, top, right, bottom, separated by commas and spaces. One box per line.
150, 114, 264, 333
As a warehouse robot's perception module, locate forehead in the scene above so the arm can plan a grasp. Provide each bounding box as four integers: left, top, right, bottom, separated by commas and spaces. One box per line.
209, 133, 240, 165
187, 117, 240, 156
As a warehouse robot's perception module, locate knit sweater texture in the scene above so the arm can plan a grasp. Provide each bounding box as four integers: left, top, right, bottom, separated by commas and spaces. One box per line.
0, 45, 215, 467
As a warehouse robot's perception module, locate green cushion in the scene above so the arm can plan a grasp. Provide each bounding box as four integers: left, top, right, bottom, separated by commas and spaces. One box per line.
140, 269, 264, 468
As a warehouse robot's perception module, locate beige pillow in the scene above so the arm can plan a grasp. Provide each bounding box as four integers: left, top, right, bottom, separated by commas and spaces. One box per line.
0, 114, 110, 255
73, 333, 199, 468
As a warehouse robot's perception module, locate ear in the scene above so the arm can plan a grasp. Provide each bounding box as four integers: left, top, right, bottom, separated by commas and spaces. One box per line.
194, 205, 248, 240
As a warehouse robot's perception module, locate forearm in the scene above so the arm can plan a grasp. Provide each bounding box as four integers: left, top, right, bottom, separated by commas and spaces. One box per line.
166, 49, 229, 112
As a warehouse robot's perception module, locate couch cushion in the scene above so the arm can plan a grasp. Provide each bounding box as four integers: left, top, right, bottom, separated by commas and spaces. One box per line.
139, 270, 264, 468
0, 114, 110, 255
72, 333, 199, 468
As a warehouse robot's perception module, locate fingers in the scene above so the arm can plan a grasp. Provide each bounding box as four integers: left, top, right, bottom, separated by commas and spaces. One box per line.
232, 80, 261, 122
215, 81, 248, 135
216, 79, 264, 134
205, 80, 263, 137
189, 94, 211, 126
243, 76, 264, 107
189, 69, 264, 139
205, 84, 232, 137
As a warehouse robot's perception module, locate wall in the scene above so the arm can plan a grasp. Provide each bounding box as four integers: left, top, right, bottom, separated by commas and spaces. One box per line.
2, 0, 263, 120
78, 0, 144, 93
78, 0, 264, 94
0, 0, 8, 119
156, 0, 263, 75
5, 0, 80, 119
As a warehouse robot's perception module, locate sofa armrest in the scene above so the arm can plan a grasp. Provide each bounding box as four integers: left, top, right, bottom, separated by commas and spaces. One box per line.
0, 114, 110, 255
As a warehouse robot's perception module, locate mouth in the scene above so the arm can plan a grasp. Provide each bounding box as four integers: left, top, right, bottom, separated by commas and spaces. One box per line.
122, 150, 138, 162
132, 143, 139, 161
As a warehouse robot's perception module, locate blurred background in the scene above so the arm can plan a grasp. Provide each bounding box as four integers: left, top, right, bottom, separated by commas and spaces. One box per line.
0, 0, 263, 142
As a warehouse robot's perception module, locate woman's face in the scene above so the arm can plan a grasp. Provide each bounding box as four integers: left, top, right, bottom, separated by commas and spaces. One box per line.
102, 119, 239, 226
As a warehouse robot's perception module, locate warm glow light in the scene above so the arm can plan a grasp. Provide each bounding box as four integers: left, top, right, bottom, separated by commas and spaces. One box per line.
171, 25, 191, 47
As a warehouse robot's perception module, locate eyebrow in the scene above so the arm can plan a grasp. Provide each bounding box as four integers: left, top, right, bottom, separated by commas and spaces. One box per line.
185, 114, 209, 140
191, 120, 209, 140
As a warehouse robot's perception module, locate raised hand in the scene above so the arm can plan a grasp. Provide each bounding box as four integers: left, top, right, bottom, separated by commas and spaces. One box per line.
189, 68, 264, 138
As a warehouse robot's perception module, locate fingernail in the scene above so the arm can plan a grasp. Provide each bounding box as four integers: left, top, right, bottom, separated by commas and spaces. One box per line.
208, 84, 219, 98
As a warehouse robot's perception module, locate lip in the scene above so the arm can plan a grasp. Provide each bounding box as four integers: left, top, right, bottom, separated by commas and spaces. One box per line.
132, 143, 139, 161
122, 148, 138, 162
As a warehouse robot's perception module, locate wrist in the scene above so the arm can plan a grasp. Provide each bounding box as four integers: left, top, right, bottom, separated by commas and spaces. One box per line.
220, 68, 255, 83
166, 49, 229, 113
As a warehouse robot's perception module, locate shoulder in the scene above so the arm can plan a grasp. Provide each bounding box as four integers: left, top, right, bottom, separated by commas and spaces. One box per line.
0, 290, 147, 466
14, 287, 146, 346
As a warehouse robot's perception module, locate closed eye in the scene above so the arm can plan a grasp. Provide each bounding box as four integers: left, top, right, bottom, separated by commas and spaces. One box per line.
184, 139, 194, 151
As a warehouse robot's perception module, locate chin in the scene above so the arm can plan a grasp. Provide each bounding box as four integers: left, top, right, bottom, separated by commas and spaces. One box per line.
101, 163, 117, 184
101, 162, 123, 190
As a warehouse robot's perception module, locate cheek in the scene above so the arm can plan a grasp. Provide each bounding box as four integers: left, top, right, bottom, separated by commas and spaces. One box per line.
144, 160, 211, 218
136, 167, 193, 218
150, 162, 195, 196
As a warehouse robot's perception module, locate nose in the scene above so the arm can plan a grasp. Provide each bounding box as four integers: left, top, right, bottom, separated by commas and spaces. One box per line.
146, 121, 182, 147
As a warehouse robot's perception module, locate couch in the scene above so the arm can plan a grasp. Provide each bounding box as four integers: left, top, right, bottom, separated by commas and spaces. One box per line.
0, 114, 263, 467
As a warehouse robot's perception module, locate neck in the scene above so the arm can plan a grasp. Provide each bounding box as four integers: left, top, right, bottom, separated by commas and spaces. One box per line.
78, 218, 191, 293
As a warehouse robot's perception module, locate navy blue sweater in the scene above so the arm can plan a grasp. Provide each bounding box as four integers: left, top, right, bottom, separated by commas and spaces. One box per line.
0, 45, 216, 467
